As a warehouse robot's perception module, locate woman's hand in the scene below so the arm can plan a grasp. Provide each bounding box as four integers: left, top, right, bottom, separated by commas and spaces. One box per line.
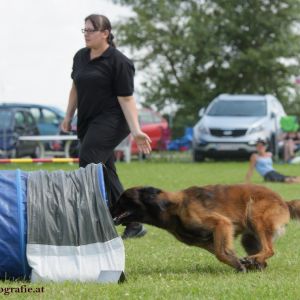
132, 131, 152, 154
61, 117, 72, 132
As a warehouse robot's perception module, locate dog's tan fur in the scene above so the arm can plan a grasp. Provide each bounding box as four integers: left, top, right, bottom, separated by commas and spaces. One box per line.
112, 184, 300, 272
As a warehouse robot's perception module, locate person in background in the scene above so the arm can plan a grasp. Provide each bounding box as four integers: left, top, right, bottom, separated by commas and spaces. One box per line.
61, 14, 151, 239
245, 139, 300, 183
282, 131, 300, 163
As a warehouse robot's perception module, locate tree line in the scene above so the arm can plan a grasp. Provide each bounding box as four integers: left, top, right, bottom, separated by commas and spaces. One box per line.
113, 0, 300, 136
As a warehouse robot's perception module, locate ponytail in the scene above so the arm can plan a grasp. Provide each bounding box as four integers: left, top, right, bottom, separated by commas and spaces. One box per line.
108, 32, 116, 48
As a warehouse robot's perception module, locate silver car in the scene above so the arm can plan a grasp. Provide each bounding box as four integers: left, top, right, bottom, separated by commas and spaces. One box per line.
192, 94, 286, 161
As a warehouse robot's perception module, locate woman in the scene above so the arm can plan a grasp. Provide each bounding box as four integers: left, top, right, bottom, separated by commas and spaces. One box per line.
61, 14, 151, 239
245, 139, 300, 183
283, 131, 300, 163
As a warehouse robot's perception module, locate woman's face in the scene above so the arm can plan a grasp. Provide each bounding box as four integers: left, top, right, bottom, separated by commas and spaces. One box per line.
83, 19, 109, 49
256, 143, 266, 154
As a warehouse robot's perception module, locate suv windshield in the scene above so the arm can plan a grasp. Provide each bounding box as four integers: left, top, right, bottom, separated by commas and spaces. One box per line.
207, 100, 267, 117
0, 110, 12, 129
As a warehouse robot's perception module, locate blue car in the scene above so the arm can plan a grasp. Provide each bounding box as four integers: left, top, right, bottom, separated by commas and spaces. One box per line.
0, 103, 65, 135
0, 107, 40, 158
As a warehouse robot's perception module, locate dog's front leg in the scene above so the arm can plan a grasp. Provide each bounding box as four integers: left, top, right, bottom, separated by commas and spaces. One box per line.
204, 214, 246, 272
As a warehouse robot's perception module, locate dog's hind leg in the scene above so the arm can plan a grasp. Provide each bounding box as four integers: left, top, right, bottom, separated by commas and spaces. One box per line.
204, 214, 246, 272
242, 206, 289, 270
240, 232, 265, 271
241, 233, 261, 255
241, 224, 274, 270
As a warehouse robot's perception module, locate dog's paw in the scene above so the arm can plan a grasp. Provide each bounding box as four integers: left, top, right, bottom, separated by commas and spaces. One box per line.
240, 257, 267, 271
236, 264, 247, 273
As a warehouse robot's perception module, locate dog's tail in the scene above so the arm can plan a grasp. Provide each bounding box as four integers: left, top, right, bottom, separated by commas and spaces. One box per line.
287, 200, 300, 220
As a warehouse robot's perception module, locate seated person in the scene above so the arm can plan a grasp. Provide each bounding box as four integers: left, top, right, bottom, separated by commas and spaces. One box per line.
245, 139, 300, 183
280, 115, 300, 163
282, 131, 300, 163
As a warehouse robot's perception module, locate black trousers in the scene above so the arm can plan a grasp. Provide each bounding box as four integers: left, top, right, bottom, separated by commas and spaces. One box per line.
78, 113, 130, 209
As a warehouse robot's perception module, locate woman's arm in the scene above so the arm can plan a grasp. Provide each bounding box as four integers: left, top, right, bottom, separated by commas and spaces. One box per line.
245, 154, 257, 183
118, 95, 152, 154
61, 82, 78, 132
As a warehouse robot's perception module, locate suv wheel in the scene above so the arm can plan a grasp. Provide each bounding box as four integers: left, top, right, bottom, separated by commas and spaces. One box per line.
193, 150, 205, 162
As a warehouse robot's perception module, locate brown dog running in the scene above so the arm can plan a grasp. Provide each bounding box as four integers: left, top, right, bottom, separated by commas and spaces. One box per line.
112, 184, 300, 272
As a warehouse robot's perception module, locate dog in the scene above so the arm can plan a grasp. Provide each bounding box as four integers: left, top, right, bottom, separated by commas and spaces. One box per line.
112, 184, 300, 272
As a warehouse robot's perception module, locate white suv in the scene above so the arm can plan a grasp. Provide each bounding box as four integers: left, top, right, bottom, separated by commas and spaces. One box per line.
192, 94, 286, 161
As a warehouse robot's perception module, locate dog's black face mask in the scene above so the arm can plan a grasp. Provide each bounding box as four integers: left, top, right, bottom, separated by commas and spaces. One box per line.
112, 186, 162, 225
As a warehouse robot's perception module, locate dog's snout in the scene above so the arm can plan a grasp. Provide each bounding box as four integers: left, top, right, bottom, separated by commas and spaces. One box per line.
113, 216, 122, 226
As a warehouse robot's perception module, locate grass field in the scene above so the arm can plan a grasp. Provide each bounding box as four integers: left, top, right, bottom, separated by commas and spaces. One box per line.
0, 160, 300, 299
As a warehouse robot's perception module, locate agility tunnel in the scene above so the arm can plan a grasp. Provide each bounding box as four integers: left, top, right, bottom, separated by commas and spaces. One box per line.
0, 163, 125, 283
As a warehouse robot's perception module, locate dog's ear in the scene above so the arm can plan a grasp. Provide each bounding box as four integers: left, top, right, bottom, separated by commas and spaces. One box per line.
112, 188, 139, 211
122, 187, 140, 201
138, 187, 162, 202
137, 187, 169, 214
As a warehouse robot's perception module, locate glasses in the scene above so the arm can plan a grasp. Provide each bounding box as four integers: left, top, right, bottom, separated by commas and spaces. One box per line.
81, 28, 100, 34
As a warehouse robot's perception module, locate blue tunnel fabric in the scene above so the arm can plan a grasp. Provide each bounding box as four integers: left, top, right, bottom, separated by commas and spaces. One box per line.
97, 163, 107, 205
0, 170, 31, 279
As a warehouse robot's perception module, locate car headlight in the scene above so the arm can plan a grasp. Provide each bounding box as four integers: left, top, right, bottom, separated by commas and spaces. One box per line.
198, 125, 210, 135
248, 124, 265, 135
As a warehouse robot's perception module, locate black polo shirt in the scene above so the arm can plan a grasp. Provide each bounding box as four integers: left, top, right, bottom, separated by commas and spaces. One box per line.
71, 46, 134, 138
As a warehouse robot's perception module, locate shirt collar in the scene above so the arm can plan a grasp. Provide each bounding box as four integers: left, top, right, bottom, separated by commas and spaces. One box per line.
86, 46, 114, 60
101, 46, 114, 58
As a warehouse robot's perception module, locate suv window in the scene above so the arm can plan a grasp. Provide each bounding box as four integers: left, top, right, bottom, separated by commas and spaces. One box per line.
14, 111, 26, 127
0, 110, 12, 129
42, 109, 58, 124
26, 112, 36, 126
29, 108, 41, 122
207, 100, 267, 117
271, 99, 285, 116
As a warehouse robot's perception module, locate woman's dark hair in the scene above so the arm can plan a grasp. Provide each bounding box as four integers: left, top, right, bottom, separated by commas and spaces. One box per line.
84, 14, 116, 48
256, 138, 267, 146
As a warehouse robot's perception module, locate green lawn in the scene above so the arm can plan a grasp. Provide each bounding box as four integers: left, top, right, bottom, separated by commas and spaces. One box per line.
0, 161, 300, 299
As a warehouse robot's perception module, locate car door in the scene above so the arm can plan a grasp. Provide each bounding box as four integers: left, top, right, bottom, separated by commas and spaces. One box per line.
14, 110, 28, 156
23, 111, 40, 156
0, 109, 14, 153
40, 108, 62, 135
